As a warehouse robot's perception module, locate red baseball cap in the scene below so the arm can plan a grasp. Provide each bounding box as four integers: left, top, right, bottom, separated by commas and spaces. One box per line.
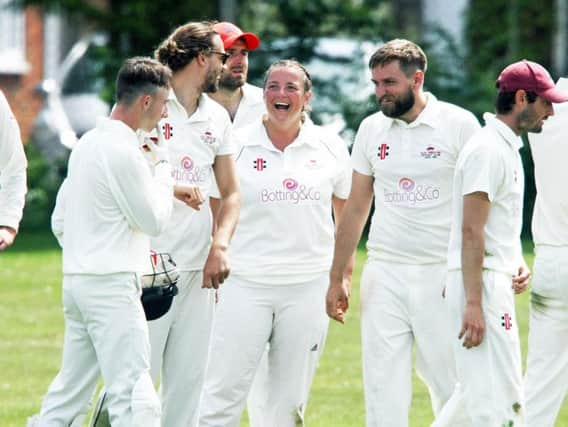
497, 60, 568, 103
213, 22, 260, 51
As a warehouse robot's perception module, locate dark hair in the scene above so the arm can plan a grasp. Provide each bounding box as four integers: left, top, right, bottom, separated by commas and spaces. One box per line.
155, 21, 218, 72
368, 39, 427, 76
115, 57, 171, 106
263, 59, 313, 93
495, 89, 538, 114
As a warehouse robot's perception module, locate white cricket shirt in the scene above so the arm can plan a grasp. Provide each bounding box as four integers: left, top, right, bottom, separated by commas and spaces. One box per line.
528, 78, 568, 246
0, 90, 27, 231
232, 83, 265, 129
52, 117, 174, 274
351, 93, 480, 264
228, 118, 351, 284
150, 91, 237, 270
447, 113, 524, 275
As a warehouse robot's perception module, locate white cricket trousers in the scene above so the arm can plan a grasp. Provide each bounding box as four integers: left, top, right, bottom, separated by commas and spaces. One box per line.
360, 261, 457, 427
149, 270, 215, 427
199, 274, 329, 427
525, 245, 568, 427
36, 273, 159, 427
446, 269, 524, 427
89, 271, 214, 427
247, 344, 270, 427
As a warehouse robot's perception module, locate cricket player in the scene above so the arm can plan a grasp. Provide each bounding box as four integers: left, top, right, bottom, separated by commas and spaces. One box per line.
199, 59, 352, 427
445, 60, 568, 426
208, 21, 264, 127
32, 57, 174, 427
0, 89, 27, 250
90, 21, 240, 427
525, 77, 568, 427
326, 39, 480, 427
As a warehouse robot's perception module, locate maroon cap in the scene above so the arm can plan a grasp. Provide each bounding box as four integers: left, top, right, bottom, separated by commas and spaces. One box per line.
497, 60, 568, 103
213, 22, 260, 51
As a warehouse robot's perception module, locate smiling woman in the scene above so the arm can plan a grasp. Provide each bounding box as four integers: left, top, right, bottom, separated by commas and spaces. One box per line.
198, 59, 354, 427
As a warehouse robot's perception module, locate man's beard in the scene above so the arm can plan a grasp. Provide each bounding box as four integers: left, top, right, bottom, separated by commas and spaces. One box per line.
219, 72, 245, 91
203, 67, 220, 94
519, 105, 544, 133
378, 87, 415, 118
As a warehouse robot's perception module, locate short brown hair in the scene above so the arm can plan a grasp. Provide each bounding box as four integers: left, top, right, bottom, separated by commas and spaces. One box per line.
116, 57, 171, 106
155, 21, 218, 72
368, 39, 427, 76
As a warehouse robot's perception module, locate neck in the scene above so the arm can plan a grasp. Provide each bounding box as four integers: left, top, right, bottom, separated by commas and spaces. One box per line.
495, 113, 522, 136
110, 104, 140, 131
171, 71, 201, 117
264, 117, 302, 151
399, 91, 428, 123
209, 86, 243, 120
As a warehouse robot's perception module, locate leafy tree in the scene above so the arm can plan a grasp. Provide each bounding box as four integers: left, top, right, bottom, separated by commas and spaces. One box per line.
13, 0, 220, 100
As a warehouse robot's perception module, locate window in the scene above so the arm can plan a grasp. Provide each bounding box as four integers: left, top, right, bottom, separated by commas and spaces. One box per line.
0, 0, 30, 74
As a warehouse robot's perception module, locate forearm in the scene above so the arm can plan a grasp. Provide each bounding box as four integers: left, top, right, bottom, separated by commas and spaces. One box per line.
330, 202, 368, 283
0, 164, 27, 231
461, 227, 484, 305
212, 191, 240, 249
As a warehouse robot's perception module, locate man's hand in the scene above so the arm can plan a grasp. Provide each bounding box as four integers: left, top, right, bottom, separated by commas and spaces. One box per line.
326, 275, 351, 324
459, 302, 485, 348
0, 226, 16, 251
202, 244, 230, 289
512, 264, 531, 294
146, 125, 170, 165
174, 185, 204, 210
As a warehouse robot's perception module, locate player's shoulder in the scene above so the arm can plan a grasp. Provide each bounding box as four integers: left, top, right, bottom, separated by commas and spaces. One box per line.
303, 122, 349, 158
435, 99, 478, 124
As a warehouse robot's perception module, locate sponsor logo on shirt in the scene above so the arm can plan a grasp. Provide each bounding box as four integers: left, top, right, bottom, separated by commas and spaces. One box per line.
253, 158, 267, 171
260, 178, 321, 204
171, 155, 209, 184
420, 145, 441, 159
383, 177, 440, 205
181, 156, 194, 171
305, 159, 322, 169
200, 130, 216, 144
162, 122, 174, 140
377, 143, 390, 160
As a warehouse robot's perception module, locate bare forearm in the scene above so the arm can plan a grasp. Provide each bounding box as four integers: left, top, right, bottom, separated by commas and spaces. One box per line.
461, 228, 484, 305
213, 192, 240, 248
330, 202, 369, 282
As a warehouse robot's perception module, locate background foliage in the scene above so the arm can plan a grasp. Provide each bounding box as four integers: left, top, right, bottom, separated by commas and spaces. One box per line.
13, 0, 564, 236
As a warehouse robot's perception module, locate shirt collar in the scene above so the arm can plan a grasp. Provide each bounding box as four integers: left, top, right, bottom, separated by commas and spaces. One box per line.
385, 92, 442, 130
483, 112, 524, 150
167, 90, 211, 123
240, 117, 320, 151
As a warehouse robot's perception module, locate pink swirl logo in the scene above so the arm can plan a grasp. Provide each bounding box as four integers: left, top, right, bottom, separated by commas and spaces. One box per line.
282, 178, 299, 191
181, 156, 194, 171
399, 177, 415, 191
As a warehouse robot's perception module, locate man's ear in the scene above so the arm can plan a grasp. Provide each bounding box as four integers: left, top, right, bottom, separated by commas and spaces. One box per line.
413, 69, 425, 88
140, 94, 152, 112
515, 89, 527, 105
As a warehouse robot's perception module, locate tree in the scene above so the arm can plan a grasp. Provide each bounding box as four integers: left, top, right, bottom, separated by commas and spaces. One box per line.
14, 0, 220, 99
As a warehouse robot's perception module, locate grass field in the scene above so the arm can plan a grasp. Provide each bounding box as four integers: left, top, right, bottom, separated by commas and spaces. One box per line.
1, 232, 567, 426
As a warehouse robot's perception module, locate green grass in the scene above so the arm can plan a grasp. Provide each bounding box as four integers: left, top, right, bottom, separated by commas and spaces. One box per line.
1, 232, 567, 426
